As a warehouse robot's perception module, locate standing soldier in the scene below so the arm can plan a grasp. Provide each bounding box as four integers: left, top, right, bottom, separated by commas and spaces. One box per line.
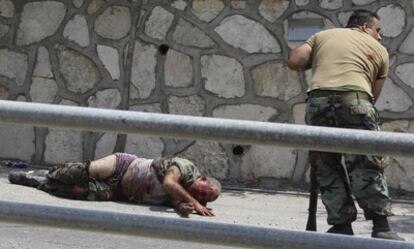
288, 10, 404, 240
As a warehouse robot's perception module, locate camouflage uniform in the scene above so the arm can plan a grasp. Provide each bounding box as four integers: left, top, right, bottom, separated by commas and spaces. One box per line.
39, 161, 114, 201
38, 156, 201, 203
305, 90, 391, 225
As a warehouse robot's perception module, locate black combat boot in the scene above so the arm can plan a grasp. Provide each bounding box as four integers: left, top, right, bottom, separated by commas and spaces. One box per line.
327, 223, 354, 235
8, 170, 48, 188
372, 215, 405, 241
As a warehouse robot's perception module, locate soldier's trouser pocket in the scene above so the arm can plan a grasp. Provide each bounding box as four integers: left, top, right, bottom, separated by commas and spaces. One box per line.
348, 100, 379, 131
305, 97, 329, 125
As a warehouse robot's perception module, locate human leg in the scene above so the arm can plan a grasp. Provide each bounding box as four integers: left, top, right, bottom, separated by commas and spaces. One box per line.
46, 161, 90, 184
88, 154, 116, 180
346, 155, 404, 240
305, 95, 357, 234
343, 97, 404, 240
8, 169, 49, 188
311, 151, 357, 235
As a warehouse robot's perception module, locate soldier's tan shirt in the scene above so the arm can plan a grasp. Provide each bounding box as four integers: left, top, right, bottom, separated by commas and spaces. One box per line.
305, 28, 389, 96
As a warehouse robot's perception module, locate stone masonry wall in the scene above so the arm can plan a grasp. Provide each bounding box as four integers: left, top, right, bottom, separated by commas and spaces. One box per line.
0, 0, 414, 191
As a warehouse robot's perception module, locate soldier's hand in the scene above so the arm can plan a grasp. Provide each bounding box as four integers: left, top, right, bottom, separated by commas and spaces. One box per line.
177, 202, 195, 216
195, 203, 215, 217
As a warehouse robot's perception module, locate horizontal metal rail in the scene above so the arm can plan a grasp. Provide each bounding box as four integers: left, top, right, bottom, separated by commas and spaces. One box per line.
0, 100, 413, 157
0, 201, 412, 249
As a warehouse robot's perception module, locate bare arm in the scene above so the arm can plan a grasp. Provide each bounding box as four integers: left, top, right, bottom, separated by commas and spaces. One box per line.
288, 43, 313, 71
163, 166, 214, 216
372, 78, 386, 103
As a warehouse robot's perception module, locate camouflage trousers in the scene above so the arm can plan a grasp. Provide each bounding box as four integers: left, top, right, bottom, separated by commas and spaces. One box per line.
39, 161, 114, 201
305, 90, 391, 225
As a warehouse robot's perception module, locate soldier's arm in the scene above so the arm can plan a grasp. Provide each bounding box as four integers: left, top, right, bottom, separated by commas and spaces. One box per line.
288, 43, 313, 71
372, 78, 385, 103
163, 166, 214, 216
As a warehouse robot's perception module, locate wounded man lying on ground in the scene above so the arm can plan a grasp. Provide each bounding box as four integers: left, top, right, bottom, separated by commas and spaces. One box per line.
8, 153, 221, 217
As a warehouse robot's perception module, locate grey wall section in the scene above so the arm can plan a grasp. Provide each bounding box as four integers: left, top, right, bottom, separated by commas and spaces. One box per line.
0, 0, 413, 191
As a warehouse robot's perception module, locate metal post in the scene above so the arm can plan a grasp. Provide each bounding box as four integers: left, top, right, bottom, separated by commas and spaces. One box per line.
0, 100, 413, 157
0, 201, 412, 249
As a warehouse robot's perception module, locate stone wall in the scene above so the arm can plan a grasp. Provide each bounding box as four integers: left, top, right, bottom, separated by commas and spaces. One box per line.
0, 0, 413, 191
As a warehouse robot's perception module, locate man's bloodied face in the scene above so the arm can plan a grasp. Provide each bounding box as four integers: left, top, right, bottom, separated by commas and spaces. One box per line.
188, 176, 217, 206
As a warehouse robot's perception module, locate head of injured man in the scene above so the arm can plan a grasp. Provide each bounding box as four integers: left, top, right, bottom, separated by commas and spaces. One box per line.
187, 175, 221, 206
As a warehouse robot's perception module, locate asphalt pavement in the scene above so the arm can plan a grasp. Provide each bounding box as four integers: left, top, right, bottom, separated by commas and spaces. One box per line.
0, 165, 413, 248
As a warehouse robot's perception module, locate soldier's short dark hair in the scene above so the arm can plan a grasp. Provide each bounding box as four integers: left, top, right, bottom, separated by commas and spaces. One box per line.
346, 10, 379, 28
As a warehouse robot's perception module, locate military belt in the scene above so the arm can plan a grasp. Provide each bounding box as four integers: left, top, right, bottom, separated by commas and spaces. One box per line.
308, 90, 373, 103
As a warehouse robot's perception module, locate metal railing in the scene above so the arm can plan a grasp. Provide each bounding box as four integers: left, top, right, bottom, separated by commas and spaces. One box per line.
1, 99, 414, 249
0, 100, 413, 157
0, 200, 412, 249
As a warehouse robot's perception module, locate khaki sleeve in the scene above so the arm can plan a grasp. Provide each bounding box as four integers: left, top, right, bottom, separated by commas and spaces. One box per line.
305, 34, 317, 48
171, 158, 201, 187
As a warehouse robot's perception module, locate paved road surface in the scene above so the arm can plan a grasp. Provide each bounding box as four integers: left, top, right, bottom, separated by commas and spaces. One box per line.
0, 166, 413, 248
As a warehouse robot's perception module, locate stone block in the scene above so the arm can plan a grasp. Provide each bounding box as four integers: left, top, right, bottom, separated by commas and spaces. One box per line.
386, 156, 414, 192
94, 133, 117, 159
87, 0, 104, 14
215, 15, 281, 53
201, 54, 245, 98
292, 103, 306, 124
87, 88, 121, 109
375, 78, 412, 112
44, 128, 83, 164
172, 18, 215, 48
16, 1, 66, 46
171, 0, 187, 10
97, 45, 120, 80
144, 6, 174, 40
30, 77, 58, 103
240, 146, 297, 180
44, 100, 82, 164
382, 120, 414, 192
399, 27, 414, 54
0, 0, 14, 18
72, 0, 84, 8
295, 0, 309, 6
95, 6, 131, 40
168, 95, 205, 116
57, 46, 100, 93
0, 48, 27, 86
252, 62, 301, 101
63, 14, 90, 47
259, 0, 290, 22
178, 140, 229, 179
377, 5, 405, 38
0, 122, 35, 161
319, 0, 343, 9
125, 135, 164, 159
33, 47, 53, 78
129, 103, 162, 113
395, 63, 414, 88
191, 0, 224, 23
213, 104, 277, 121
130, 41, 157, 99
337, 11, 353, 27
164, 49, 193, 87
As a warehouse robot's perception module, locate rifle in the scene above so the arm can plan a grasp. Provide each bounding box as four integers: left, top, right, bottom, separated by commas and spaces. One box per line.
306, 164, 318, 231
